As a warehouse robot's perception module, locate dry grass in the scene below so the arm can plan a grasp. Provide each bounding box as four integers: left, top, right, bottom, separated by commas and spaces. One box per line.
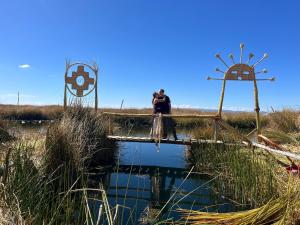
223, 112, 269, 130
178, 175, 300, 225
0, 104, 63, 121
1, 104, 299, 145
0, 105, 213, 119
178, 192, 298, 225
45, 104, 117, 175
268, 109, 300, 133
1, 104, 297, 131
0, 105, 118, 225
263, 109, 300, 145
0, 121, 14, 143
0, 198, 25, 225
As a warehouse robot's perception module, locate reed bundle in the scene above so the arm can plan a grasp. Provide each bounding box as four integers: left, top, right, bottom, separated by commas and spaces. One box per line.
178, 192, 298, 224
45, 104, 116, 175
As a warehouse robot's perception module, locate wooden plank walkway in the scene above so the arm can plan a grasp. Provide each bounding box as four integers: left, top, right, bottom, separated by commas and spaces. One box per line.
107, 135, 224, 145
107, 136, 300, 160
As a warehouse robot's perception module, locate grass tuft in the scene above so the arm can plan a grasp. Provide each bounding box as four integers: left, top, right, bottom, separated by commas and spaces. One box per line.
0, 105, 118, 224
45, 104, 117, 176
268, 109, 300, 133
189, 143, 278, 207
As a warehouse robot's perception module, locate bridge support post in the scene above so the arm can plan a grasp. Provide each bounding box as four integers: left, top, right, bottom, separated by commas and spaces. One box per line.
108, 116, 112, 135
213, 119, 219, 141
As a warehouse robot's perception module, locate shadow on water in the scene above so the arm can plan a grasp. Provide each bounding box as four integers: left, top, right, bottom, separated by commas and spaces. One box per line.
87, 129, 249, 224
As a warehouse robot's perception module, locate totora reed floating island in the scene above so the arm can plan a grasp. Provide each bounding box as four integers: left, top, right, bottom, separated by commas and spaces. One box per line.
0, 44, 300, 225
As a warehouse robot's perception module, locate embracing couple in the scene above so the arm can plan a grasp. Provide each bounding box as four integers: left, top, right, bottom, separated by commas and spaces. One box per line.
150, 89, 178, 140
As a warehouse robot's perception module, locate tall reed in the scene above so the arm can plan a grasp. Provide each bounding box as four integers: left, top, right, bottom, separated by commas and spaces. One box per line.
189, 143, 278, 207
1, 104, 118, 224
0, 104, 63, 121
1, 142, 108, 224
45, 104, 117, 176
0, 121, 14, 143
268, 109, 300, 133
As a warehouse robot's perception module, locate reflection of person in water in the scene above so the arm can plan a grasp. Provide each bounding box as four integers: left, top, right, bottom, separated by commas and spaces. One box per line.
139, 169, 176, 224
149, 169, 176, 209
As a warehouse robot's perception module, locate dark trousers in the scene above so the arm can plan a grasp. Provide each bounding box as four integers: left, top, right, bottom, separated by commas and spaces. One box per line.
162, 116, 177, 139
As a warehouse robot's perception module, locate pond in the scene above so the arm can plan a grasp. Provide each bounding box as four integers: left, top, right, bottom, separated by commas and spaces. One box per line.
88, 128, 248, 224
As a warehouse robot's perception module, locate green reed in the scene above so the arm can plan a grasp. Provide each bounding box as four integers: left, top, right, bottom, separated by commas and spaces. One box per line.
189, 143, 279, 208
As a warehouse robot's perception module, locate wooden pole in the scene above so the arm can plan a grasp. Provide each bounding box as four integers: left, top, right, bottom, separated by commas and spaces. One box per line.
17, 91, 20, 106
108, 116, 112, 135
120, 99, 124, 110
213, 119, 218, 141
95, 69, 98, 112
217, 79, 227, 117
64, 61, 69, 110
253, 78, 261, 135
64, 78, 67, 110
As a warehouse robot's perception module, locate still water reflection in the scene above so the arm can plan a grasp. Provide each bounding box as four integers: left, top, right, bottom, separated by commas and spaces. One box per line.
89, 135, 246, 224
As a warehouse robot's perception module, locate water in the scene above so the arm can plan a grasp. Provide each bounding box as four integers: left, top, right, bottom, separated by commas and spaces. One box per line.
7, 120, 49, 138
88, 129, 246, 224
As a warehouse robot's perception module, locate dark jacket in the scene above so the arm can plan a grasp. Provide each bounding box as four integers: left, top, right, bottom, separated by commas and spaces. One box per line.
153, 95, 170, 114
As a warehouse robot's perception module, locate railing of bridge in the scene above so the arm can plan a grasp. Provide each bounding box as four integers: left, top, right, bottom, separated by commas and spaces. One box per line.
100, 112, 300, 165
102, 111, 222, 141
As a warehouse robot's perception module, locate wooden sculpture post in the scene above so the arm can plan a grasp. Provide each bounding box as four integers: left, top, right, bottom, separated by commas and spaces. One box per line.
64, 61, 99, 111
208, 44, 275, 136
253, 77, 261, 134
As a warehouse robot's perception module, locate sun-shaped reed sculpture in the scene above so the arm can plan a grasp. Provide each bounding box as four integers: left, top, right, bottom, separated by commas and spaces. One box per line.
207, 43, 275, 135
63, 61, 99, 111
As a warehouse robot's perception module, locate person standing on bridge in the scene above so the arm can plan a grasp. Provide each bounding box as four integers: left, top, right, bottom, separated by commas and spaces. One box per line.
156, 89, 178, 140
150, 92, 161, 140
152, 92, 164, 114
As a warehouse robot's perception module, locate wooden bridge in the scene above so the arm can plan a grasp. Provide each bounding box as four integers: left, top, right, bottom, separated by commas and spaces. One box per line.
102, 111, 300, 163
103, 111, 251, 145
107, 135, 224, 145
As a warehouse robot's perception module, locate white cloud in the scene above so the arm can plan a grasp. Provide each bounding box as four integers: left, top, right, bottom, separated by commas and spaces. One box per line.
18, 64, 31, 69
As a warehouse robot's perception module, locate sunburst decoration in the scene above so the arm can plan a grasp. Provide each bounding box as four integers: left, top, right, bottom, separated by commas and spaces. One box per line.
207, 43, 275, 82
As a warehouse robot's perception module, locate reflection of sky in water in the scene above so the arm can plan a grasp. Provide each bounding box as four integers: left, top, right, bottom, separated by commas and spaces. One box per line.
88, 138, 247, 224
119, 142, 187, 168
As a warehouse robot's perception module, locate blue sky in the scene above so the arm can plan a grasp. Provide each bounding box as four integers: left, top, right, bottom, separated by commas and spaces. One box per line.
0, 0, 299, 111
